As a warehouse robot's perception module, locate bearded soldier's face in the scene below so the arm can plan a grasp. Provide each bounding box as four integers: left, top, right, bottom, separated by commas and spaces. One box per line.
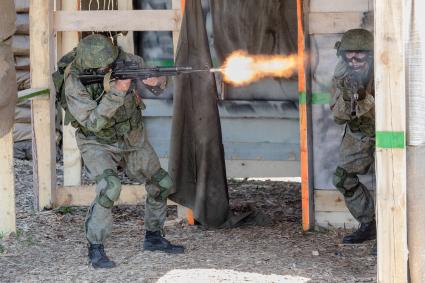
344, 51, 371, 72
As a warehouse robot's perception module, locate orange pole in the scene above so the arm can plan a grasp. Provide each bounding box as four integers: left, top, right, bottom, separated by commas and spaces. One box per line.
297, 0, 313, 231
181, 0, 185, 14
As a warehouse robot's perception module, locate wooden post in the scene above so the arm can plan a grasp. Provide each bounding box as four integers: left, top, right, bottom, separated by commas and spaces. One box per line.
375, 0, 408, 281
0, 131, 16, 234
297, 0, 314, 231
30, 0, 57, 210
117, 0, 135, 53
60, 0, 82, 187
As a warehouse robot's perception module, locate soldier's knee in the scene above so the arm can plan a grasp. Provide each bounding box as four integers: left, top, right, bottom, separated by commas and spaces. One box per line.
151, 168, 173, 200
96, 169, 122, 208
332, 167, 347, 188
333, 167, 355, 197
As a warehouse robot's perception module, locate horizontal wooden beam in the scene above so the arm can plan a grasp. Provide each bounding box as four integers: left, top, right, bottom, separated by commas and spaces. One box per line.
56, 185, 181, 207
315, 211, 357, 229
54, 10, 181, 32
309, 0, 371, 13
308, 12, 371, 34
56, 185, 146, 207
315, 189, 375, 212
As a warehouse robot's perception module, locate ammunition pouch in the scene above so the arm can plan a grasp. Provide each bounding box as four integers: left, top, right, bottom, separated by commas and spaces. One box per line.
95, 169, 122, 208
75, 108, 142, 144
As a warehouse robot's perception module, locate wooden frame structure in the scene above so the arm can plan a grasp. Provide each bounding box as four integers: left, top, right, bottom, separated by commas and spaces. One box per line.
0, 0, 412, 281
27, 0, 185, 211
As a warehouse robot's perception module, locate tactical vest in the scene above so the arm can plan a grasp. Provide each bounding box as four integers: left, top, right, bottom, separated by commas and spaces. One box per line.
76, 82, 143, 144
53, 49, 143, 144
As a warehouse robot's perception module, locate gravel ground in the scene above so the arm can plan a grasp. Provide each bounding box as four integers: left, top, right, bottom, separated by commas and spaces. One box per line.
0, 159, 377, 282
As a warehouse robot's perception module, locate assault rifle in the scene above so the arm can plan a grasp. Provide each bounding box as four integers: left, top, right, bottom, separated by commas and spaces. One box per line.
343, 74, 361, 118
77, 60, 208, 85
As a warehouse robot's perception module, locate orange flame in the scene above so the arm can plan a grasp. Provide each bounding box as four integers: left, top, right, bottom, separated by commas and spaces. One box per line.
220, 50, 297, 86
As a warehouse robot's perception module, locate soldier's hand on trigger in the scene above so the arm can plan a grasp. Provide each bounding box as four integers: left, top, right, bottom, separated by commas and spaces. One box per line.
143, 76, 166, 88
115, 79, 132, 93
357, 87, 367, 100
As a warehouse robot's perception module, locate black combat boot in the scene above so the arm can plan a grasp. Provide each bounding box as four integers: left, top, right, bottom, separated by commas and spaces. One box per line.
342, 220, 376, 244
144, 231, 185, 254
88, 244, 116, 269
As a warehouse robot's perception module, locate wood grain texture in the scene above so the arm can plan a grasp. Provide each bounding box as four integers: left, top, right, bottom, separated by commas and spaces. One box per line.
375, 0, 408, 281
54, 10, 182, 32
0, 131, 16, 234
30, 0, 57, 210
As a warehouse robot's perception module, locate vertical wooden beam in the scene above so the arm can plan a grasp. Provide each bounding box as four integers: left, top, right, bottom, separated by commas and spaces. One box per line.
0, 131, 16, 234
375, 0, 408, 281
172, 0, 183, 56
117, 0, 135, 53
30, 0, 57, 210
297, 0, 314, 231
60, 0, 82, 188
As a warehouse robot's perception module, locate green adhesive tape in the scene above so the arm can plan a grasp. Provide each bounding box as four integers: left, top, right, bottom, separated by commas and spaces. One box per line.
299, 92, 331, 105
376, 131, 405, 149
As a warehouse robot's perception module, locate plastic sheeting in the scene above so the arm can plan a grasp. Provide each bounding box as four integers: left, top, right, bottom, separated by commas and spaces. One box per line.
406, 1, 425, 146
406, 1, 425, 282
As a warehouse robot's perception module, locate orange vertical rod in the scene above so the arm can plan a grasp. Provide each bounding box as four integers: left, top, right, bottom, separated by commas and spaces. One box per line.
180, 0, 186, 15
297, 0, 314, 231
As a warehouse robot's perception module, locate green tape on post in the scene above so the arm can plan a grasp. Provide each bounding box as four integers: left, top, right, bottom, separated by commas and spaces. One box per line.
299, 92, 331, 105
376, 131, 405, 149
17, 88, 50, 103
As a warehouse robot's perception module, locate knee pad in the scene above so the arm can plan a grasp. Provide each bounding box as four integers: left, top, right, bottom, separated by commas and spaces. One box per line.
332, 167, 348, 189
95, 169, 122, 208
151, 168, 173, 200
333, 167, 357, 198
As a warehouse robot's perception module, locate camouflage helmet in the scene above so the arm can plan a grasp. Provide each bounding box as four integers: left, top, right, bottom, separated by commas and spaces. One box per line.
335, 29, 373, 54
75, 34, 119, 69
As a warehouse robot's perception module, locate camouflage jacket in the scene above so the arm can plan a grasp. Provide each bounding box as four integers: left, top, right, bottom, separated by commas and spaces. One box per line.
330, 59, 375, 137
64, 49, 166, 144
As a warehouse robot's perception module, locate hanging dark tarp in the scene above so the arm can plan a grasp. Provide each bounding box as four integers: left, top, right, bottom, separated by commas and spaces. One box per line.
168, 0, 271, 228
0, 0, 17, 138
168, 0, 230, 228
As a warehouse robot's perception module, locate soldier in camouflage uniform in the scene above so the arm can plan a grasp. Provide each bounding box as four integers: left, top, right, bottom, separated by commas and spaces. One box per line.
59, 34, 184, 269
330, 29, 376, 244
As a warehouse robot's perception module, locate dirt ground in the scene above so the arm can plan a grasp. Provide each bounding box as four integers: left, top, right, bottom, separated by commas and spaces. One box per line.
0, 159, 376, 282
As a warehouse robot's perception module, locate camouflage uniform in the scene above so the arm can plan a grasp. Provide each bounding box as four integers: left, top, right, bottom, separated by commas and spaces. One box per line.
330, 29, 375, 224
63, 35, 173, 245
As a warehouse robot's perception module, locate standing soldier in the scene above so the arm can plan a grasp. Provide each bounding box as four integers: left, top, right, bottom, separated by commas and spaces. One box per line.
55, 34, 185, 269
330, 29, 376, 244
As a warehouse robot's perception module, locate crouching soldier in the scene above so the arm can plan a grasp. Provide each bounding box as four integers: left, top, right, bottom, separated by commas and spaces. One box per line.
330, 29, 376, 244
54, 34, 184, 269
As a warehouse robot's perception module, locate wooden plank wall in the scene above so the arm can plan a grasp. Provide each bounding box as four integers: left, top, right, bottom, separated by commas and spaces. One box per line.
307, 0, 374, 228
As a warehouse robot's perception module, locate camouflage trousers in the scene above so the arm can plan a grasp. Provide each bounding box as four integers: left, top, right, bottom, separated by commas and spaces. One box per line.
76, 127, 168, 245
332, 125, 375, 224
